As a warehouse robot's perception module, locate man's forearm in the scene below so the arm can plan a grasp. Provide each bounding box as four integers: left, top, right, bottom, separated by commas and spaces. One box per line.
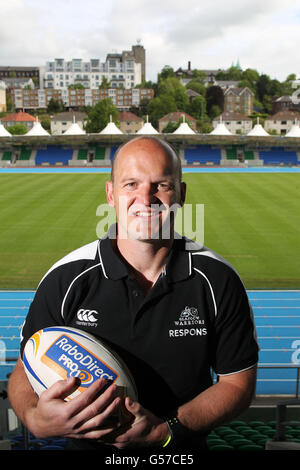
8, 358, 39, 427
177, 367, 256, 434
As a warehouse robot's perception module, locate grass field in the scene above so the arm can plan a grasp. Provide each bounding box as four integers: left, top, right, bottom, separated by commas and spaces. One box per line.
0, 172, 299, 290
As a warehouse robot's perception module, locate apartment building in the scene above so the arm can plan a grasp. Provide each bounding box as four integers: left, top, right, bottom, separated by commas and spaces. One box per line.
40, 44, 145, 90
11, 88, 63, 110
11, 87, 154, 111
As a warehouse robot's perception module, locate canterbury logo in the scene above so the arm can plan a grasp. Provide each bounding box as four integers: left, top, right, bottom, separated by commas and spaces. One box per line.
77, 309, 98, 323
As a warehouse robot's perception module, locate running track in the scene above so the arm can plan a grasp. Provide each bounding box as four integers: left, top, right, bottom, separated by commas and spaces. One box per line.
1, 290, 300, 395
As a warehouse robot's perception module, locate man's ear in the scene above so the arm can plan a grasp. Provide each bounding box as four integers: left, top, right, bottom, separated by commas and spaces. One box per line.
106, 181, 114, 207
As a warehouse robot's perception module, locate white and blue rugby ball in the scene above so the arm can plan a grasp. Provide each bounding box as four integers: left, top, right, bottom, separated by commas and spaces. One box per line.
22, 326, 138, 402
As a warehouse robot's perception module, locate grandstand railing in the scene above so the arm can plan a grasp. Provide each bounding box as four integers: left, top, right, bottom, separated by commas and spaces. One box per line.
1, 360, 300, 397
257, 365, 300, 398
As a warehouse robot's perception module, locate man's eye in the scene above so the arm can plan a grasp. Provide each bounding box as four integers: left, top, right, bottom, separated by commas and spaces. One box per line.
125, 182, 136, 188
158, 183, 172, 190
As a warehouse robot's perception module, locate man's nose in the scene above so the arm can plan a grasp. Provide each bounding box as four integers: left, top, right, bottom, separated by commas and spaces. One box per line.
138, 183, 158, 205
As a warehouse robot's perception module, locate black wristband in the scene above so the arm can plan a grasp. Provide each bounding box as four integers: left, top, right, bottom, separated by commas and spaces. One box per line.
165, 414, 191, 444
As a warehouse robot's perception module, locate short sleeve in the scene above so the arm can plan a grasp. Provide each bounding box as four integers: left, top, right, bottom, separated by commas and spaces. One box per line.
20, 270, 66, 357
212, 268, 259, 375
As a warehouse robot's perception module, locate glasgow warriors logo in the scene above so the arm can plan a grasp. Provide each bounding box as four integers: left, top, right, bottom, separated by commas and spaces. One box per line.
174, 306, 204, 326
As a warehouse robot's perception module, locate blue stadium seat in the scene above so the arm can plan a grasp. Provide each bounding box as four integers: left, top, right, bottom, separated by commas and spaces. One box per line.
259, 148, 298, 165
184, 146, 221, 165
110, 146, 119, 161
35, 146, 74, 166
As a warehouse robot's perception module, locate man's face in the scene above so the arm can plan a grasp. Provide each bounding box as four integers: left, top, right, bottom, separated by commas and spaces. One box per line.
106, 139, 186, 242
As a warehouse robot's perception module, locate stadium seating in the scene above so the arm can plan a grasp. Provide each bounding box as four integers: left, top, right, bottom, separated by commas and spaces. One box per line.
77, 148, 88, 160
184, 145, 221, 165
1, 151, 12, 161
259, 147, 298, 165
206, 420, 300, 450
226, 148, 237, 160
94, 146, 106, 160
19, 148, 32, 161
110, 146, 119, 161
7, 420, 300, 451
244, 150, 255, 160
35, 145, 73, 166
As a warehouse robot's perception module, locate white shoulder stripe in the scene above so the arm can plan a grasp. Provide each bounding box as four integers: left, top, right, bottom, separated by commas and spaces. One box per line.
38, 240, 99, 287
61, 263, 102, 319
192, 249, 232, 268
193, 267, 217, 317
98, 239, 108, 279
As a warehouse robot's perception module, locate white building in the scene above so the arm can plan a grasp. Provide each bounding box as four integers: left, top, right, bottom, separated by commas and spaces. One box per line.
50, 112, 87, 135
40, 44, 145, 90
212, 112, 252, 135
264, 111, 300, 135
0, 81, 6, 112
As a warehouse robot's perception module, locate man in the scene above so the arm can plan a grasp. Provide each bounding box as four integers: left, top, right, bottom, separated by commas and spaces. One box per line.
8, 137, 258, 454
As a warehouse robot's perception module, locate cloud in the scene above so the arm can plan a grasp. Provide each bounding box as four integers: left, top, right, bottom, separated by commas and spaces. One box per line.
0, 0, 299, 82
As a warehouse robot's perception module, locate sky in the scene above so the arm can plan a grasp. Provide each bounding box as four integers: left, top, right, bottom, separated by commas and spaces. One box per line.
1, 0, 300, 83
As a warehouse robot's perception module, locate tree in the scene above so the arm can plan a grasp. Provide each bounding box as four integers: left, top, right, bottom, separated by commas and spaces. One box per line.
99, 77, 111, 89
6, 92, 14, 112
85, 98, 119, 133
161, 121, 178, 133
186, 80, 206, 96
158, 65, 175, 82
187, 95, 207, 121
256, 74, 272, 103
146, 94, 177, 127
68, 84, 84, 89
47, 98, 64, 114
7, 124, 28, 135
157, 77, 189, 111
205, 86, 224, 118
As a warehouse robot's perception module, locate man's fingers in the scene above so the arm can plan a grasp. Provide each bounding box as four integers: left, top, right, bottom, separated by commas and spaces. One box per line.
40, 376, 81, 401
124, 397, 145, 423
73, 395, 122, 434
70, 380, 119, 425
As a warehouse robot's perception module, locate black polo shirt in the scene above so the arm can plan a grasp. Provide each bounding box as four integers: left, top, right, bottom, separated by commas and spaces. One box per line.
20, 227, 258, 420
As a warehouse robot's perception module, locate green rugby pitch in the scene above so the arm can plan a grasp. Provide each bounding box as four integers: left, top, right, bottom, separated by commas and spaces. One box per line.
0, 172, 299, 290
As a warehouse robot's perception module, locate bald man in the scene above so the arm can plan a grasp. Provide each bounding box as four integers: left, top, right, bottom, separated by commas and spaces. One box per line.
8, 137, 258, 455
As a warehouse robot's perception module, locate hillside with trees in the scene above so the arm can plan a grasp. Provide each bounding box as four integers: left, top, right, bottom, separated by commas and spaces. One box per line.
132, 64, 297, 132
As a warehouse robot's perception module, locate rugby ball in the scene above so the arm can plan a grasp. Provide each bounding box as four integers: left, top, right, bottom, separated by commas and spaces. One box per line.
22, 326, 138, 403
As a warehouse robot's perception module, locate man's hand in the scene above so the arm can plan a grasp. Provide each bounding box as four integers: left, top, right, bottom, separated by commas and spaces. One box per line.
24, 376, 123, 440
108, 397, 169, 449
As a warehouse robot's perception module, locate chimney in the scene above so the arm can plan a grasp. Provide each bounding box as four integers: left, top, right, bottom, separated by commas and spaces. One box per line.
188, 61, 191, 71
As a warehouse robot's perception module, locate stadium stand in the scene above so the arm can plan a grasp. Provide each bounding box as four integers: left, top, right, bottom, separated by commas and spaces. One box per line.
109, 146, 119, 161
1, 151, 12, 161
19, 148, 32, 161
77, 148, 88, 160
244, 150, 255, 160
259, 147, 298, 165
35, 145, 73, 166
184, 145, 222, 165
225, 148, 237, 160
94, 146, 106, 160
